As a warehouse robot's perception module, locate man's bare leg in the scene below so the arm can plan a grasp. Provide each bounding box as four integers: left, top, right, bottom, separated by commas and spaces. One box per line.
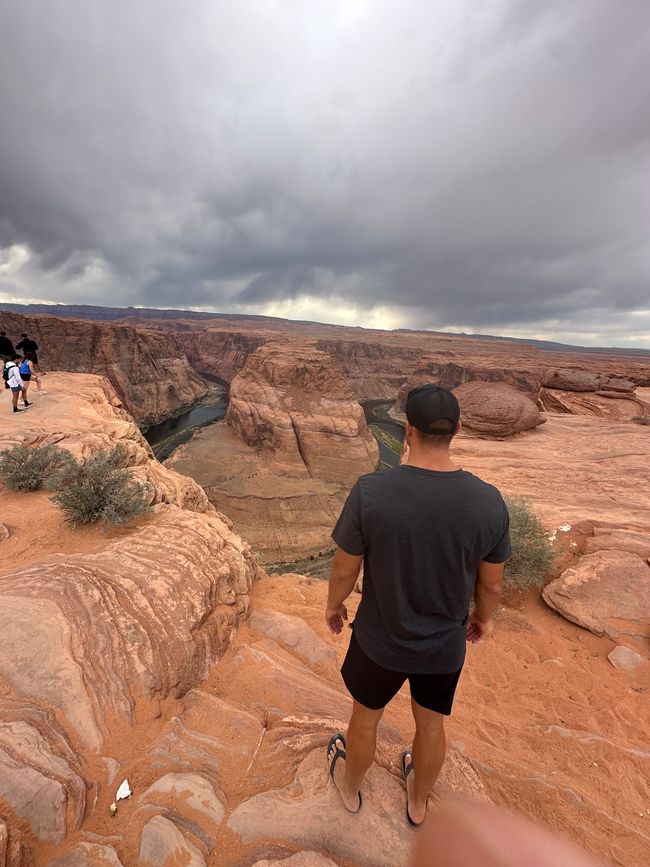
407, 698, 447, 824
328, 700, 384, 812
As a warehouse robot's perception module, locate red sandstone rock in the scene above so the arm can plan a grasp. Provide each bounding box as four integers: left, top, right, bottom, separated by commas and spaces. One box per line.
398, 358, 542, 408
250, 608, 337, 670
453, 381, 546, 437
226, 341, 378, 482
139, 815, 206, 866
537, 386, 650, 420
0, 311, 210, 425
49, 843, 124, 866
542, 368, 635, 392
542, 550, 650, 645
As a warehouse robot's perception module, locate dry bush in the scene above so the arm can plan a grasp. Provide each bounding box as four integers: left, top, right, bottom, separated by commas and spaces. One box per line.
50, 446, 151, 525
0, 443, 75, 491
503, 496, 555, 590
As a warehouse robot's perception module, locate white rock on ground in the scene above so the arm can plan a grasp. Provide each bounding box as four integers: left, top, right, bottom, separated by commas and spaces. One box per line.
608, 646, 643, 672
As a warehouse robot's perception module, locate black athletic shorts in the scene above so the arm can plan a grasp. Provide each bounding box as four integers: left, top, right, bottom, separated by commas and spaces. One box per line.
341, 630, 463, 715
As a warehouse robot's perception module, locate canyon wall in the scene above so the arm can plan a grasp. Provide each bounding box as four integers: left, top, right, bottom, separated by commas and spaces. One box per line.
0, 312, 209, 426
169, 341, 379, 564
226, 341, 378, 482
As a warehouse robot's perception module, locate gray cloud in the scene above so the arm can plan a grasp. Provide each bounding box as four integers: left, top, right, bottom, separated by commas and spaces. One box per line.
1, 0, 649, 345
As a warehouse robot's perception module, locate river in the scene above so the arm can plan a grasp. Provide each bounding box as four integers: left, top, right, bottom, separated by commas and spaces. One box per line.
144, 393, 227, 461
144, 394, 403, 467
363, 399, 405, 467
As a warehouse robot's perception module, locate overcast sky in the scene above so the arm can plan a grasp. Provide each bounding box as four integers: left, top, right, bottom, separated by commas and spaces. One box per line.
1, 1, 649, 347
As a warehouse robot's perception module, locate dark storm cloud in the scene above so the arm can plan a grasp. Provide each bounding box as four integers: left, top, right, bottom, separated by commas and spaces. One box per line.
0, 0, 649, 344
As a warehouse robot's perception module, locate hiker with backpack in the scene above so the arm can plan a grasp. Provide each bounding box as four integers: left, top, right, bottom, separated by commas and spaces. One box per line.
3, 355, 31, 413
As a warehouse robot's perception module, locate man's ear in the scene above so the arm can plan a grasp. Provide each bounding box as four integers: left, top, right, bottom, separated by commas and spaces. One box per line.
455, 419, 462, 434
405, 421, 414, 444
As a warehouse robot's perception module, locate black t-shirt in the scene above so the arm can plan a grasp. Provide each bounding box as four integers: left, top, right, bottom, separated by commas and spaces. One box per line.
332, 465, 511, 674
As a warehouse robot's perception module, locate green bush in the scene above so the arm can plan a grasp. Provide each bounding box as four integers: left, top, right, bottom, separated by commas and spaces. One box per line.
50, 446, 151, 526
503, 496, 555, 590
632, 415, 650, 425
0, 443, 75, 491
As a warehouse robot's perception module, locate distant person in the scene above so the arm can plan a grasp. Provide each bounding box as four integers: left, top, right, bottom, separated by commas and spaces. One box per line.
24, 351, 45, 394
0, 331, 15, 361
17, 332, 46, 381
325, 384, 511, 825
3, 354, 31, 412
19, 354, 37, 404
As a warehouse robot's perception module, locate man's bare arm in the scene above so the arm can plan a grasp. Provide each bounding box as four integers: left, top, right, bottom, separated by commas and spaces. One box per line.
467, 560, 505, 643
326, 547, 364, 634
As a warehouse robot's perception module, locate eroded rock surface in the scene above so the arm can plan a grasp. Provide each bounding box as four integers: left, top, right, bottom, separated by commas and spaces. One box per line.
543, 550, 650, 646
453, 381, 546, 437
226, 341, 378, 482
0, 311, 209, 425
169, 341, 378, 564
0, 372, 212, 513
542, 368, 635, 392
0, 376, 259, 861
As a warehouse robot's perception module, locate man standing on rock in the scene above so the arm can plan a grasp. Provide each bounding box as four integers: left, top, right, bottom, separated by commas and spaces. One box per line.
325, 384, 511, 825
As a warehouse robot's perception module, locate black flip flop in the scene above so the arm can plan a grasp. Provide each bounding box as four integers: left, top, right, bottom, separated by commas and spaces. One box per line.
327, 732, 362, 813
402, 750, 426, 828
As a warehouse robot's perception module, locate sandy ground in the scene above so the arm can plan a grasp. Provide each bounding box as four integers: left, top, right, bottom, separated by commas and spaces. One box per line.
2, 390, 649, 866
244, 573, 650, 866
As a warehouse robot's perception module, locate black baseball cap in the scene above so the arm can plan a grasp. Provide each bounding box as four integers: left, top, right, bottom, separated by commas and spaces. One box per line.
405, 384, 460, 435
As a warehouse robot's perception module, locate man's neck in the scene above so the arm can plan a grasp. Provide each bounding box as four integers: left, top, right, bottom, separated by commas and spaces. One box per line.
405, 448, 460, 472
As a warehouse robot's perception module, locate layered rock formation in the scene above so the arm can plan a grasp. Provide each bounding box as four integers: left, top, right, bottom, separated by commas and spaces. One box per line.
453, 382, 546, 437
226, 341, 378, 482
0, 375, 260, 864
169, 341, 378, 563
0, 311, 209, 426
542, 368, 636, 392
537, 386, 650, 420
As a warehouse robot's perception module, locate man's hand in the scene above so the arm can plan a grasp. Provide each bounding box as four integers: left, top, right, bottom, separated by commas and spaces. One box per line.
467, 613, 491, 644
326, 604, 348, 635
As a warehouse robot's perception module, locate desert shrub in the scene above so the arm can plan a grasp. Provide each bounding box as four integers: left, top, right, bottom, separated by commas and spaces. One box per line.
50, 446, 151, 525
503, 496, 555, 590
0, 443, 75, 491
632, 415, 650, 425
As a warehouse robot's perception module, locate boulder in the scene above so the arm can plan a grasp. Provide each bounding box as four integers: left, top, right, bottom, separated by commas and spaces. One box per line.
453, 382, 545, 437
542, 368, 635, 393
398, 359, 541, 408
542, 550, 650, 644
608, 646, 643, 672
249, 608, 337, 670
139, 815, 206, 867
584, 529, 650, 560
